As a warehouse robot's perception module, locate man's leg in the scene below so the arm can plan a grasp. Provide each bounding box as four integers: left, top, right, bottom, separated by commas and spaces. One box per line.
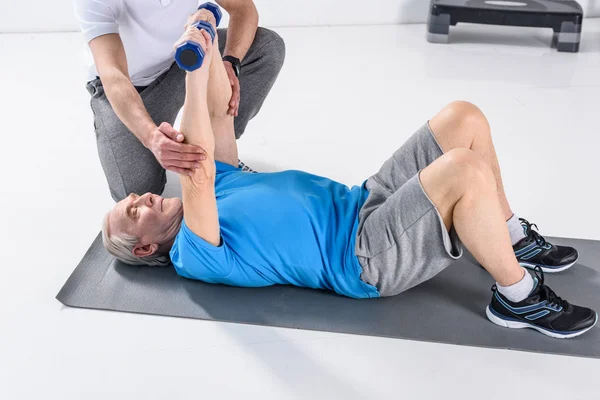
356, 145, 597, 337
428, 101, 511, 220
427, 101, 578, 272
419, 150, 596, 337
217, 28, 285, 139
88, 64, 186, 202
359, 147, 523, 290
420, 149, 522, 285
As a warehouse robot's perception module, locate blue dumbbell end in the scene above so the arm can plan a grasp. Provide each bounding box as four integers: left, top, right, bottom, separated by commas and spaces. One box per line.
175, 42, 204, 71
174, 21, 217, 71
198, 2, 222, 26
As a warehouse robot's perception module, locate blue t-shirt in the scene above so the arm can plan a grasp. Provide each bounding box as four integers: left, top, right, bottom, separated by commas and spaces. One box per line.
170, 161, 379, 299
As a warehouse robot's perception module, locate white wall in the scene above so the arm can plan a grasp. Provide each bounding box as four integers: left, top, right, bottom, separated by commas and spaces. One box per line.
0, 0, 598, 33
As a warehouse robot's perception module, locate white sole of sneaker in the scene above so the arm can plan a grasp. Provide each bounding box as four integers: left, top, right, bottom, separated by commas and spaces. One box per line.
486, 306, 598, 339
519, 257, 578, 273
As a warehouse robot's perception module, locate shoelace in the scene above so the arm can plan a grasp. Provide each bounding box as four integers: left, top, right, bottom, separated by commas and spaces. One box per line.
492, 266, 570, 310
519, 218, 548, 247
533, 266, 569, 309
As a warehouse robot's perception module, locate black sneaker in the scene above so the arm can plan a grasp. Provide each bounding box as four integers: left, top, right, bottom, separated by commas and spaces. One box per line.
486, 267, 597, 339
238, 159, 257, 173
514, 218, 578, 273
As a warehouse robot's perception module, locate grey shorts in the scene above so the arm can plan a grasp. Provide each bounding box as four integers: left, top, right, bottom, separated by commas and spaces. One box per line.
355, 123, 463, 297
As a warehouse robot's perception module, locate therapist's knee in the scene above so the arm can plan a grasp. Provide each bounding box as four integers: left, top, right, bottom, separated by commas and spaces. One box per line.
254, 28, 286, 71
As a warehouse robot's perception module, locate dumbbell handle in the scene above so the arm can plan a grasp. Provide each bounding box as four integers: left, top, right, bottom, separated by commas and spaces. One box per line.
174, 2, 222, 72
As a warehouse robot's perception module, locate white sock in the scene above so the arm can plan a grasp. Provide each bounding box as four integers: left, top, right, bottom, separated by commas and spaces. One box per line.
497, 270, 535, 302
507, 214, 526, 246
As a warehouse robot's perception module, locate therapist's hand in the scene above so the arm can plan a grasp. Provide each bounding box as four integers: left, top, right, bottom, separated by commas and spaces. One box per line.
145, 122, 207, 177
223, 61, 240, 117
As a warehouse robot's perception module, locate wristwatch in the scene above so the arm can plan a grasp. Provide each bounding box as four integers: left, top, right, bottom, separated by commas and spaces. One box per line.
223, 55, 241, 77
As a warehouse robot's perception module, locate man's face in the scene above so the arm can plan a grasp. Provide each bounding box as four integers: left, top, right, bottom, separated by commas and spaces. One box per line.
109, 193, 183, 249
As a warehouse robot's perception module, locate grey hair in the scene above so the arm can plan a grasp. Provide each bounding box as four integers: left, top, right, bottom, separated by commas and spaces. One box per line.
101, 212, 171, 267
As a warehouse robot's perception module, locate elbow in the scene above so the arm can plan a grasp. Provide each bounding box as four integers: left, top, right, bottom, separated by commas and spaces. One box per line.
186, 165, 217, 187
227, 1, 258, 24
98, 68, 129, 94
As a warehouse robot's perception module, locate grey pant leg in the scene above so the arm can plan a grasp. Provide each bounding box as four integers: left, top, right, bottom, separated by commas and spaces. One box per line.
357, 124, 446, 256
218, 27, 286, 138
88, 63, 186, 202
357, 175, 462, 296
356, 124, 462, 296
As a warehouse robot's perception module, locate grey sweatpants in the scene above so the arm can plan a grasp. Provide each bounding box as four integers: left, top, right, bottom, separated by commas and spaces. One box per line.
355, 123, 463, 297
87, 28, 286, 202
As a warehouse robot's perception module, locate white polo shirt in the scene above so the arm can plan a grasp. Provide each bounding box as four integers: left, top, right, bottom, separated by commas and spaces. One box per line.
74, 0, 199, 86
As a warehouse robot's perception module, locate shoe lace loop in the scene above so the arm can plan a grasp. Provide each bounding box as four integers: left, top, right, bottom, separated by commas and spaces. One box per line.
533, 266, 569, 309
519, 218, 547, 247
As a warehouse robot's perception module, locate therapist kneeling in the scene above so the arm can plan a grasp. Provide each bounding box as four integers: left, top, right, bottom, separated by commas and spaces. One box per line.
74, 0, 285, 201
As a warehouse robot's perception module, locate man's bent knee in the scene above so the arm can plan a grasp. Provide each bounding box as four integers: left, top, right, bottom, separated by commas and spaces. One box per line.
435, 101, 490, 141
443, 100, 486, 124
429, 101, 491, 150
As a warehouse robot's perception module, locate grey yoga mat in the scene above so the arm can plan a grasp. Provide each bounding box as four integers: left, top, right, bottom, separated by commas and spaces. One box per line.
57, 234, 600, 358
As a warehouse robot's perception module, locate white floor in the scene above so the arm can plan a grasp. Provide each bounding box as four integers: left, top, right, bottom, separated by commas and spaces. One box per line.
1, 20, 600, 400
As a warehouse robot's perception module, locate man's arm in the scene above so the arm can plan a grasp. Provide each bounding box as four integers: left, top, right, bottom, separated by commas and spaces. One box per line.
216, 0, 258, 61
77, 0, 205, 175
88, 34, 205, 176
179, 29, 221, 246
206, 40, 239, 167
88, 34, 155, 145
77, 0, 155, 143
187, 1, 259, 116
218, 0, 258, 116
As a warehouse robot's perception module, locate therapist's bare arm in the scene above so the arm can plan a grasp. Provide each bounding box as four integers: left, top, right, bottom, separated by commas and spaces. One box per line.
88, 34, 205, 176
178, 28, 221, 246
219, 0, 258, 116
216, 0, 258, 62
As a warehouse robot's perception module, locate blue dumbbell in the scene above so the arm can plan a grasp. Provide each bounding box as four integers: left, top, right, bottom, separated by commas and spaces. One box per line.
197, 2, 222, 26
174, 3, 222, 71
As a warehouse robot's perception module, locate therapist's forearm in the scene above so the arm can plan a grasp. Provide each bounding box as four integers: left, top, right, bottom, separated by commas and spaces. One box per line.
102, 71, 156, 146
223, 2, 258, 60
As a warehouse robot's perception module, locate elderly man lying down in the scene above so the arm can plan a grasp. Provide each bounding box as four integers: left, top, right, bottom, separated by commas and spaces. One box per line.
102, 25, 597, 339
